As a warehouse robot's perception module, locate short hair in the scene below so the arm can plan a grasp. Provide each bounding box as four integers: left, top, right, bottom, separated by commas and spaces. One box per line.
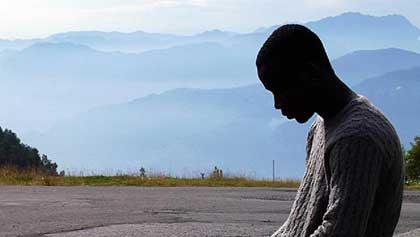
256, 24, 334, 73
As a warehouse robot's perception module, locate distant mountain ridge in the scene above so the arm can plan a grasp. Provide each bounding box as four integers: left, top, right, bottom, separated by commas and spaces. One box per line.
0, 38, 40, 52
356, 67, 420, 145
1, 12, 420, 176
332, 48, 420, 85
2, 12, 419, 84
1, 44, 419, 140
256, 12, 420, 58
0, 41, 255, 84
1, 12, 419, 57
0, 29, 238, 54
30, 66, 420, 177
46, 29, 237, 53
307, 12, 420, 57
3, 41, 419, 87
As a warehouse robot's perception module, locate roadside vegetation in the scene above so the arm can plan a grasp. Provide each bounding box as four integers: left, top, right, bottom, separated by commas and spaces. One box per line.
404, 136, 420, 190
0, 127, 58, 175
0, 167, 300, 188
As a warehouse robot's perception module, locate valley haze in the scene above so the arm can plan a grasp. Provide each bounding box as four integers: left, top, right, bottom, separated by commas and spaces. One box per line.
0, 12, 419, 178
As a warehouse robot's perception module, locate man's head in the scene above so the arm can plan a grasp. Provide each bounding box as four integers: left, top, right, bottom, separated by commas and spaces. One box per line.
256, 24, 336, 123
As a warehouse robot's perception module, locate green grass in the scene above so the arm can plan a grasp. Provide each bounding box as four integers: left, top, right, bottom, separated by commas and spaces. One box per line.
0, 167, 301, 188
2, 168, 419, 190
405, 181, 420, 190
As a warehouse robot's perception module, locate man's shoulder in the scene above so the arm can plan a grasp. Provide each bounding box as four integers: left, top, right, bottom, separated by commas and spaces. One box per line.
341, 96, 396, 137
325, 96, 401, 153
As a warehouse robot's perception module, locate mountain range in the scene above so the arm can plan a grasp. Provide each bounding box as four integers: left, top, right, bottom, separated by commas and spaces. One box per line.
30, 65, 420, 177
1, 12, 420, 56
2, 41, 420, 86
333, 48, 420, 85
1, 12, 419, 88
0, 12, 419, 177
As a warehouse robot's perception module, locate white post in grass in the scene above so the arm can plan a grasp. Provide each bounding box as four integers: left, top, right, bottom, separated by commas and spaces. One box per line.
272, 160, 275, 182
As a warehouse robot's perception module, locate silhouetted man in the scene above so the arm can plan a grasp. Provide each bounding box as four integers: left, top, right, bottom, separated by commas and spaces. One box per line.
256, 24, 404, 237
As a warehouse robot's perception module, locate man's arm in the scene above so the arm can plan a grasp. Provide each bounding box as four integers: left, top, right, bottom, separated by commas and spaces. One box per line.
271, 121, 319, 237
310, 136, 383, 237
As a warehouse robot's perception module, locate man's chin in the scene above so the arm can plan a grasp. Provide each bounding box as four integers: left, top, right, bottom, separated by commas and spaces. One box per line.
295, 117, 308, 124
294, 114, 313, 124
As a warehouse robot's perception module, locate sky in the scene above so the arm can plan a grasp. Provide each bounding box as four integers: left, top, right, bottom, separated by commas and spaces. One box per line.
1, 0, 420, 39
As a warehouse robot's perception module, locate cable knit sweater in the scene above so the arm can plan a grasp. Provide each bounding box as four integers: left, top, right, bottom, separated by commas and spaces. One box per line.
272, 95, 404, 237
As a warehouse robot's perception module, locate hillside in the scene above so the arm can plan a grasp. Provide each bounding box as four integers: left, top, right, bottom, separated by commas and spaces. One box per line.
356, 67, 420, 145
30, 66, 420, 177
333, 48, 420, 85
256, 12, 420, 58
2, 12, 419, 58
0, 127, 57, 174
307, 12, 420, 57
0, 41, 254, 84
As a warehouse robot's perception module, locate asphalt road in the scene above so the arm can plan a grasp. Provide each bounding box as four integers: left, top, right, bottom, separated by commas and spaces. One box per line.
0, 186, 419, 237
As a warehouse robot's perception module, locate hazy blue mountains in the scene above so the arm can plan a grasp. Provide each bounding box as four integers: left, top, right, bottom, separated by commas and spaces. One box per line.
255, 12, 420, 58
307, 12, 420, 57
0, 39, 39, 52
31, 65, 420, 177
356, 67, 420, 146
33, 85, 293, 177
3, 43, 419, 141
47, 12, 420, 58
2, 12, 419, 58
3, 43, 420, 87
1, 12, 420, 177
46, 29, 237, 53
1, 41, 254, 84
2, 12, 420, 86
0, 40, 255, 134
333, 48, 420, 85
0, 30, 236, 54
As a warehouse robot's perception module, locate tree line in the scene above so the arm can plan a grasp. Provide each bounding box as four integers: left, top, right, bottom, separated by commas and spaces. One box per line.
405, 136, 420, 181
0, 127, 58, 175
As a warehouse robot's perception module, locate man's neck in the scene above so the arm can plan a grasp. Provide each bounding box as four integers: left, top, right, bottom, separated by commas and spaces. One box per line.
317, 76, 357, 121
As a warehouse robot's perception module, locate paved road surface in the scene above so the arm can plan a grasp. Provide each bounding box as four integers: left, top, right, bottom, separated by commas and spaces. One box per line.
0, 186, 419, 237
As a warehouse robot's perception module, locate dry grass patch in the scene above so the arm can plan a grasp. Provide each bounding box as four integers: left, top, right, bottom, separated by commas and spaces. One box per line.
0, 167, 300, 188
2, 168, 419, 190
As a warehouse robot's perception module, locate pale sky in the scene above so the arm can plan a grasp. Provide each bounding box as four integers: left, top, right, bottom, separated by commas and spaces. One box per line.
1, 0, 420, 39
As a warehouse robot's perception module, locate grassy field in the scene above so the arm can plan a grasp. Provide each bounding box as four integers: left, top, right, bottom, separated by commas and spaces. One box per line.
0, 167, 301, 188
405, 181, 420, 190
1, 168, 419, 189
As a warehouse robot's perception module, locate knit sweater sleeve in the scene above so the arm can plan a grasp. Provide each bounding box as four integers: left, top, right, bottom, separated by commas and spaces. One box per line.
310, 136, 383, 237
